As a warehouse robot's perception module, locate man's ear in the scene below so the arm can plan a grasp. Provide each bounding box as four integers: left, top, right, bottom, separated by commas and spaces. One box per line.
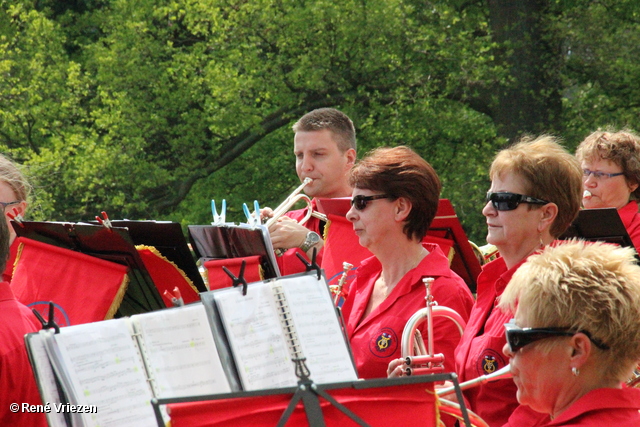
344, 148, 357, 169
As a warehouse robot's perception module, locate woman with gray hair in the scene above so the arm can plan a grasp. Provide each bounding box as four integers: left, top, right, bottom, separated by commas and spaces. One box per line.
499, 240, 640, 426
576, 129, 640, 252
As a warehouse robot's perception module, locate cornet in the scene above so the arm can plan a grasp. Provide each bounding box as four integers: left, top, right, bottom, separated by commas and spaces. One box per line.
265, 178, 327, 228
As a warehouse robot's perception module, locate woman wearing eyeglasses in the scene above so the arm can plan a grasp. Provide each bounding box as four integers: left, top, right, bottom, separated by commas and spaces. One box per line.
576, 129, 640, 253
341, 146, 474, 380
452, 135, 583, 427
499, 240, 640, 426
0, 155, 31, 282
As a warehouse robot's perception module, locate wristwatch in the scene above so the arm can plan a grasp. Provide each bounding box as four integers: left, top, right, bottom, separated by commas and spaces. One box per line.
300, 231, 321, 253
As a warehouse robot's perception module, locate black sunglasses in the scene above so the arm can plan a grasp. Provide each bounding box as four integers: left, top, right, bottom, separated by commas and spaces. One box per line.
504, 321, 609, 353
351, 194, 392, 211
486, 192, 549, 211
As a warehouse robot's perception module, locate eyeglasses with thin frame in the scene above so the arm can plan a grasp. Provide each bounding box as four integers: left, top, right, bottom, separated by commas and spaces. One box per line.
504, 321, 609, 353
582, 169, 624, 180
351, 194, 392, 211
0, 200, 20, 211
485, 192, 550, 211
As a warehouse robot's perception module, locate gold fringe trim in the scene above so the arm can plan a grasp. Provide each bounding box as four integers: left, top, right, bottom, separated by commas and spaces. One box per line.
12, 241, 25, 278
322, 218, 331, 241
446, 246, 456, 265
135, 245, 200, 295
427, 387, 443, 427
105, 274, 129, 320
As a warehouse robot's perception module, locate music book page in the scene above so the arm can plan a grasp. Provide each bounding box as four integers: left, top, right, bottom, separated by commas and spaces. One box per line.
44, 318, 157, 427
212, 282, 297, 390
210, 272, 357, 391
25, 332, 67, 427
279, 274, 358, 383
130, 303, 232, 398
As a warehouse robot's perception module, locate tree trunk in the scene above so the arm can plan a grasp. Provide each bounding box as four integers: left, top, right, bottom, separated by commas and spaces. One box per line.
487, 0, 563, 143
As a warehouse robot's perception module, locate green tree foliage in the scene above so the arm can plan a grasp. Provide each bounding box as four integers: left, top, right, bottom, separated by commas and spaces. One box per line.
0, 0, 638, 243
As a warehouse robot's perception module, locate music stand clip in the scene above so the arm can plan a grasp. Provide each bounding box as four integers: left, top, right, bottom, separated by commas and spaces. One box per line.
222, 260, 249, 296
295, 248, 322, 280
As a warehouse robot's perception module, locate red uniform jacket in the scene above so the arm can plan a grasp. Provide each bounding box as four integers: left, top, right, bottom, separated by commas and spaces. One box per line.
455, 256, 549, 427
342, 244, 474, 379
544, 387, 640, 426
618, 200, 640, 254
0, 281, 47, 427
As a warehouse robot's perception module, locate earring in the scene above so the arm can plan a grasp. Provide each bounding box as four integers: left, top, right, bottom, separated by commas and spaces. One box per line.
539, 233, 544, 249
571, 367, 580, 377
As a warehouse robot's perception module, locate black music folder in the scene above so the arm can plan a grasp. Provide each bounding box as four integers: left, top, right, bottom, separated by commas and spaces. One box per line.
188, 224, 280, 279
91, 220, 206, 292
559, 208, 635, 250
12, 221, 165, 316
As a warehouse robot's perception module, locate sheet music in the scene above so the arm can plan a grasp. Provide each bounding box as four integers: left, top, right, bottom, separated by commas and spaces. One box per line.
26, 332, 67, 427
131, 304, 232, 398
45, 319, 157, 427
213, 283, 296, 390
278, 274, 359, 383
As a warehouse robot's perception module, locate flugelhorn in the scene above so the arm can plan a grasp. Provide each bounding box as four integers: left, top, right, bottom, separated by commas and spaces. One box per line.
400, 277, 467, 376
265, 178, 327, 228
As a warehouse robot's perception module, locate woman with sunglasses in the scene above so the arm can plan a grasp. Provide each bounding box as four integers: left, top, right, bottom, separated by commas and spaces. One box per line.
576, 129, 640, 252
452, 135, 583, 427
341, 146, 474, 380
499, 240, 640, 426
0, 155, 31, 282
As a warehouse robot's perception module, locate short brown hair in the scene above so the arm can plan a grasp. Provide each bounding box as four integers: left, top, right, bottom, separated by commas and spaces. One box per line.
292, 108, 356, 152
349, 146, 440, 241
575, 129, 640, 199
499, 240, 640, 381
490, 135, 582, 237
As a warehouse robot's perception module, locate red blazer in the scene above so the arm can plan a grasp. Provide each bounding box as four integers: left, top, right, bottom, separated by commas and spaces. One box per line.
342, 244, 474, 379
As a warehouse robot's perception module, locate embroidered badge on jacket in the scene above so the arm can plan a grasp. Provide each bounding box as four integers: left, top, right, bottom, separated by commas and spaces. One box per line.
369, 327, 398, 358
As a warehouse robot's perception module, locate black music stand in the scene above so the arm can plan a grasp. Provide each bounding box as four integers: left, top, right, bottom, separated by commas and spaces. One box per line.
90, 220, 207, 292
559, 208, 636, 253
188, 224, 280, 279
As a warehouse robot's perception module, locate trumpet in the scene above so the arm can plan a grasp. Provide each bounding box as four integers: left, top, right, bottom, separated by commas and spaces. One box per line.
265, 178, 327, 228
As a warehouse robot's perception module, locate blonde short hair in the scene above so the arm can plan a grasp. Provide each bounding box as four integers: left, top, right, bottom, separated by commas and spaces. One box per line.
490, 135, 582, 237
499, 240, 640, 381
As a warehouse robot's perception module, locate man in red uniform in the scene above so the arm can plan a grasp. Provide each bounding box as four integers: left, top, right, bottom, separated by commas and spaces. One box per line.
264, 108, 357, 275
0, 212, 47, 427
